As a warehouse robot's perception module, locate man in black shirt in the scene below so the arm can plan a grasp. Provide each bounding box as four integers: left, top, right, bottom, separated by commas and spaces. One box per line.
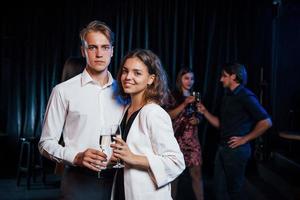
197, 63, 272, 200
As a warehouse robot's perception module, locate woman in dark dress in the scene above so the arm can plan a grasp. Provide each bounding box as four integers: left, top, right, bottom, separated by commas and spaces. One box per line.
166, 68, 204, 200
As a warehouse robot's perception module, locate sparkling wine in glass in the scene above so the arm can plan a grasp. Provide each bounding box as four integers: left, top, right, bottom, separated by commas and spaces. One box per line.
98, 127, 113, 178
192, 91, 201, 103
187, 91, 201, 117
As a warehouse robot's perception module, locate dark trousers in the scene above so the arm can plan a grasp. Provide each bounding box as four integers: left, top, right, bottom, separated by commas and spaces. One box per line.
214, 143, 251, 200
60, 165, 116, 200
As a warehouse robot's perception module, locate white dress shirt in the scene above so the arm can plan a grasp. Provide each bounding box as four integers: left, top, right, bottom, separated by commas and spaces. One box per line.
39, 69, 125, 165
124, 103, 185, 200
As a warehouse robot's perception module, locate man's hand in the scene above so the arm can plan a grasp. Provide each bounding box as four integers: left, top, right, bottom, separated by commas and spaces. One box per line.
228, 136, 248, 148
73, 148, 107, 171
196, 102, 207, 114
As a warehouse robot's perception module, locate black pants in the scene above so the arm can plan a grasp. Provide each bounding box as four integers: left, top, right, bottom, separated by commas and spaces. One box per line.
214, 143, 251, 200
60, 166, 116, 200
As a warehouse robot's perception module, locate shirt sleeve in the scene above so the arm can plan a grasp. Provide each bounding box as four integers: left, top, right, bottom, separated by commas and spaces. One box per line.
242, 94, 270, 122
143, 106, 185, 188
38, 86, 77, 165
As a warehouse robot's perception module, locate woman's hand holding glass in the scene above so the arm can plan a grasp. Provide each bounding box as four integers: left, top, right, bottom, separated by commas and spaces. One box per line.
108, 125, 124, 168
111, 137, 135, 168
184, 95, 195, 107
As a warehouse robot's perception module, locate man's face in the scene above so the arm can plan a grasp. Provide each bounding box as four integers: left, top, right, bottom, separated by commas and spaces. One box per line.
220, 70, 235, 88
81, 31, 113, 73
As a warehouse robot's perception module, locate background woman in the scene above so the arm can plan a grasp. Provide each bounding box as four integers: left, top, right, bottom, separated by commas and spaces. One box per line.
166, 68, 204, 200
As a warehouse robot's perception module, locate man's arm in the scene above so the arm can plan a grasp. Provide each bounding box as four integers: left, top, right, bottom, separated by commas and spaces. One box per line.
228, 118, 272, 148
38, 86, 68, 163
244, 118, 272, 142
228, 92, 273, 148
197, 103, 220, 128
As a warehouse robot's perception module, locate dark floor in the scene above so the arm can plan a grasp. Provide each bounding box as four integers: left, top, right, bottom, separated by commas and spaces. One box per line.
0, 175, 61, 200
0, 152, 299, 200
0, 171, 287, 200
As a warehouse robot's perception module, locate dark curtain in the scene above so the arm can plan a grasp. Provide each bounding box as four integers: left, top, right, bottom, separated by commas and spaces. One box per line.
1, 0, 275, 171
275, 2, 300, 130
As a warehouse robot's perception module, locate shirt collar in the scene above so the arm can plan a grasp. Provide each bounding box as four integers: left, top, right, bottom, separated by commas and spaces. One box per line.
81, 68, 114, 88
232, 84, 243, 95
225, 84, 243, 96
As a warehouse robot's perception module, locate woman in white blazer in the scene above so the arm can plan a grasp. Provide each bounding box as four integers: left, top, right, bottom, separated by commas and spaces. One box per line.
111, 49, 185, 200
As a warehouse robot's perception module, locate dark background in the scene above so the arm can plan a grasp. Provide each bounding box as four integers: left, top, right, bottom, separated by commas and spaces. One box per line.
1, 0, 300, 177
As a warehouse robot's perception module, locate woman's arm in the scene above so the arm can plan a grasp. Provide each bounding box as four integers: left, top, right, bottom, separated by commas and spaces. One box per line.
168, 96, 195, 119
112, 105, 185, 188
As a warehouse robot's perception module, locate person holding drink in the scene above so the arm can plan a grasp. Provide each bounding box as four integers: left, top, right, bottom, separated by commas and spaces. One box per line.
111, 49, 185, 199
98, 124, 124, 175
197, 63, 272, 200
166, 67, 204, 200
38, 20, 125, 200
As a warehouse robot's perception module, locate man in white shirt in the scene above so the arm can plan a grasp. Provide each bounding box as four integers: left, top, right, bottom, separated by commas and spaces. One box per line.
39, 20, 125, 200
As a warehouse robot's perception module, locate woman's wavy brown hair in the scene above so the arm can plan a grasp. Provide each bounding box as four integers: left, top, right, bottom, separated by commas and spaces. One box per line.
117, 49, 169, 105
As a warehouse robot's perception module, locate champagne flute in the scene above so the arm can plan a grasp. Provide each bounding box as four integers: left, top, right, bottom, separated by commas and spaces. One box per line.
111, 124, 125, 168
190, 91, 201, 116
187, 91, 201, 116
192, 91, 204, 123
192, 91, 201, 103
98, 126, 113, 178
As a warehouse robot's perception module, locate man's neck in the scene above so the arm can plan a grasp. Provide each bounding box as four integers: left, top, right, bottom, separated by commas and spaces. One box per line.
86, 67, 109, 86
229, 83, 240, 91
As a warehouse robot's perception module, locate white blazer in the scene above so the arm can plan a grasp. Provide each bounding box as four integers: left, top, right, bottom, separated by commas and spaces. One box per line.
123, 103, 185, 200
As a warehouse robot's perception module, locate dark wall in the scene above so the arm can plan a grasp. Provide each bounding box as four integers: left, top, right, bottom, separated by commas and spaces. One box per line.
275, 2, 300, 130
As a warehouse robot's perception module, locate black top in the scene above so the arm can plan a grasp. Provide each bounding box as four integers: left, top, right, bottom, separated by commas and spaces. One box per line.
220, 85, 269, 141
114, 107, 143, 200
120, 107, 142, 141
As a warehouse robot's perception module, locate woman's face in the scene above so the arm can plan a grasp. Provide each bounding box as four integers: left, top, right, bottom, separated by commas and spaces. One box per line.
181, 72, 194, 91
120, 57, 155, 96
